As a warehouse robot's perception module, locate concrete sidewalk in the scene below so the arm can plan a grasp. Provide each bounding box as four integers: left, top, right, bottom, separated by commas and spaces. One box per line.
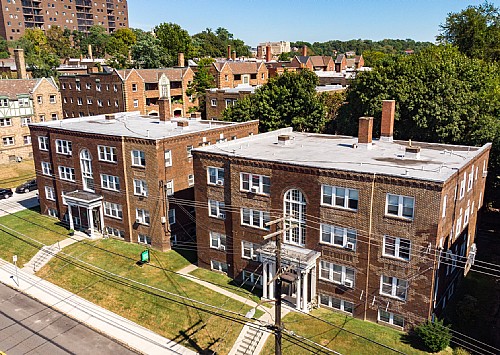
0, 259, 196, 355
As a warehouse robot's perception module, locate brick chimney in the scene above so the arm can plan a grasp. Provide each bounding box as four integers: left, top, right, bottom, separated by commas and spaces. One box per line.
158, 98, 171, 122
265, 45, 272, 62
358, 116, 373, 149
302, 45, 307, 56
380, 100, 395, 142
232, 50, 236, 61
14, 48, 26, 79
227, 45, 231, 60
257, 46, 263, 59
178, 52, 184, 67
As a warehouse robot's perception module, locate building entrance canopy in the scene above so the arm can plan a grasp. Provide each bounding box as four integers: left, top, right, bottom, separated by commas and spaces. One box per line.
64, 190, 104, 238
257, 240, 320, 272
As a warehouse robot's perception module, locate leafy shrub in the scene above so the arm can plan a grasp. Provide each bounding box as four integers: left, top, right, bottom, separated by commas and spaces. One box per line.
453, 347, 470, 355
415, 319, 452, 352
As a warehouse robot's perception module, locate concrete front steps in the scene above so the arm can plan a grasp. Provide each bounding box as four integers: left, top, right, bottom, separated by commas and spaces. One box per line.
22, 245, 61, 273
231, 322, 266, 355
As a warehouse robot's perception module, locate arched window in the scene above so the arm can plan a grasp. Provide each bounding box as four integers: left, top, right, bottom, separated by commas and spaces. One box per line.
284, 189, 306, 246
80, 149, 94, 192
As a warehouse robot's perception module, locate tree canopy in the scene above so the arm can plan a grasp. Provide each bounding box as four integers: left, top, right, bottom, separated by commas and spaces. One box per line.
336, 45, 500, 206
154, 22, 193, 66
438, 1, 500, 61
224, 70, 326, 133
192, 27, 251, 58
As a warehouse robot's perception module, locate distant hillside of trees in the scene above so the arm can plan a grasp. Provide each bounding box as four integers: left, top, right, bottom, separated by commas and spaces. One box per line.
291, 39, 434, 56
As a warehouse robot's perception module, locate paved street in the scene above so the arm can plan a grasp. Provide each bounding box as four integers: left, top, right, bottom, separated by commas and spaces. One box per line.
0, 190, 39, 217
0, 283, 138, 355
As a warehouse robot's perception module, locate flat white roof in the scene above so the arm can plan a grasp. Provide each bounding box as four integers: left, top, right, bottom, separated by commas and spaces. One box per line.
194, 128, 491, 183
31, 112, 257, 140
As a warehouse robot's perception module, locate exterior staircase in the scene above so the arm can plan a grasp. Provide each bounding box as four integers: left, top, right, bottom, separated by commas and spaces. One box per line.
22, 245, 60, 273
233, 323, 265, 355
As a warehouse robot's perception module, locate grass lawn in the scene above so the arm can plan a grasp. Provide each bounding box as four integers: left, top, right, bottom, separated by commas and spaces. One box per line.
0, 159, 35, 188
0, 207, 69, 265
189, 267, 267, 306
262, 308, 453, 355
37, 239, 258, 354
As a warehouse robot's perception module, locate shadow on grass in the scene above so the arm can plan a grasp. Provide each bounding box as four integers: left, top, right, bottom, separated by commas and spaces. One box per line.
172, 246, 197, 264
228, 279, 263, 298
171, 320, 219, 355
400, 330, 430, 352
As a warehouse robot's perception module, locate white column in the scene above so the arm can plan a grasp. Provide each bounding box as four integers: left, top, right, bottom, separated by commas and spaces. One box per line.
311, 267, 317, 303
302, 269, 309, 312
68, 204, 74, 230
296, 273, 301, 310
262, 262, 268, 299
269, 262, 275, 299
99, 204, 104, 232
88, 207, 94, 238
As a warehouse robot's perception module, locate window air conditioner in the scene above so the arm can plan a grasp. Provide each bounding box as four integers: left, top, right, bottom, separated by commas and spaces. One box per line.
216, 180, 224, 186
250, 186, 259, 193
345, 242, 355, 250
343, 279, 353, 288
161, 216, 166, 224
483, 171, 488, 178
220, 245, 226, 251
252, 255, 258, 261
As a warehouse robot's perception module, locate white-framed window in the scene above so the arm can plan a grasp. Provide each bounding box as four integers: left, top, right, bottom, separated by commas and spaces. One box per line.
77, 97, 82, 105
319, 294, 354, 314
131, 150, 145, 167
133, 179, 148, 196
86, 82, 91, 90
101, 174, 120, 191
442, 195, 447, 218
49, 94, 56, 103
38, 136, 49, 151
380, 275, 408, 300
133, 99, 139, 108
210, 98, 217, 107
0, 118, 12, 126
240, 172, 270, 195
321, 185, 359, 210
104, 202, 123, 219
132, 83, 137, 92
48, 208, 58, 218
45, 186, 55, 201
320, 224, 357, 250
58, 166, 75, 181
37, 95, 43, 104
55, 139, 72, 155
211, 260, 228, 273
209, 200, 226, 219
41, 162, 52, 176
105, 226, 124, 239
383, 236, 411, 261
3, 136, 14, 146
164, 149, 172, 167
467, 167, 474, 191
18, 97, 29, 107
284, 189, 306, 246
165, 180, 174, 196
51, 113, 58, 121
98, 145, 117, 162
241, 208, 270, 229
138, 234, 151, 245
464, 204, 470, 227
242, 270, 262, 286
320, 260, 355, 287
242, 241, 259, 259
97, 99, 103, 107
21, 116, 32, 126
23, 135, 31, 145
386, 194, 414, 219
459, 173, 466, 199
210, 231, 226, 250
113, 84, 118, 92
136, 208, 150, 225
188, 174, 194, 186
186, 145, 193, 158
378, 309, 404, 327
168, 209, 176, 224
96, 83, 101, 92
0, 98, 8, 107
225, 99, 232, 108
207, 167, 224, 185
87, 98, 93, 105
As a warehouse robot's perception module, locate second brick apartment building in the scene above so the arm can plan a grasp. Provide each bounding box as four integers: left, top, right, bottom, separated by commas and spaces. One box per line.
192, 100, 491, 329
30, 109, 258, 251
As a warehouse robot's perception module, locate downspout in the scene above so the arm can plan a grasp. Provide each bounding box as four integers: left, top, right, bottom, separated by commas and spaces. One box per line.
121, 137, 133, 240
363, 172, 376, 320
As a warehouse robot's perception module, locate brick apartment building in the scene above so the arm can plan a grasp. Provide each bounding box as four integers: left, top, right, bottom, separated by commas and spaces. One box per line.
192, 100, 491, 329
205, 86, 257, 120
211, 61, 268, 89
59, 66, 196, 118
30, 108, 258, 251
0, 63, 61, 164
0, 0, 129, 41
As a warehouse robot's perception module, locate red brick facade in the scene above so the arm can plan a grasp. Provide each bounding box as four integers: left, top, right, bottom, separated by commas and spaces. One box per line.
211, 61, 268, 89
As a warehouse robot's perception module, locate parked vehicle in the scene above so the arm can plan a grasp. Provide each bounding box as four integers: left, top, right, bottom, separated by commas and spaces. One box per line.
0, 187, 13, 199
15, 179, 37, 193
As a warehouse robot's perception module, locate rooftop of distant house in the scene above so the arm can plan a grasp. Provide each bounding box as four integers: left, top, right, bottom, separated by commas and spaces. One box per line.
207, 84, 345, 94
30, 112, 258, 141
194, 128, 491, 183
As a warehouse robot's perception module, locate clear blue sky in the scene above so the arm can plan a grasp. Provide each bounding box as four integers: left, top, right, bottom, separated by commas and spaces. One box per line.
128, 0, 495, 46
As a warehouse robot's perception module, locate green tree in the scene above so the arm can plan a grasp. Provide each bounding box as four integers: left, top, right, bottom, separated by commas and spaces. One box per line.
106, 28, 137, 68
154, 22, 192, 66
46, 26, 76, 58
131, 30, 167, 69
80, 25, 110, 57
415, 319, 452, 352
0, 37, 9, 59
12, 29, 59, 78
186, 58, 215, 118
336, 45, 500, 206
224, 70, 326, 132
438, 2, 500, 61
361, 50, 388, 67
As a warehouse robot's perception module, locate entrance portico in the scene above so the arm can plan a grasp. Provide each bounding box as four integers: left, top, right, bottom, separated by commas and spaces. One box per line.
258, 241, 320, 313
64, 190, 104, 239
